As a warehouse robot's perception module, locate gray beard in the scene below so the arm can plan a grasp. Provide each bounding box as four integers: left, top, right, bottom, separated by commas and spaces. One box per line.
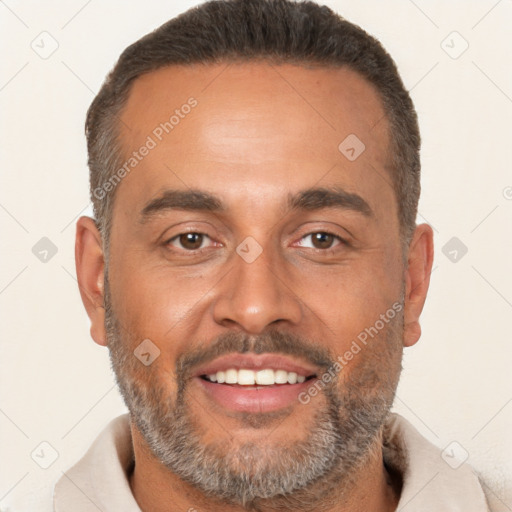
104, 281, 403, 510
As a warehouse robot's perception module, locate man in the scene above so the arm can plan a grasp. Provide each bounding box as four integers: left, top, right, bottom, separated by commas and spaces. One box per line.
54, 0, 489, 510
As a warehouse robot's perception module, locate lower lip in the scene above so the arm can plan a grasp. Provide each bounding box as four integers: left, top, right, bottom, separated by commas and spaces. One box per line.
196, 377, 315, 413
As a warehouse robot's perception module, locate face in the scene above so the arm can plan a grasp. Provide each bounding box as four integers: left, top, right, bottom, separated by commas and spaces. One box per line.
77, 62, 433, 507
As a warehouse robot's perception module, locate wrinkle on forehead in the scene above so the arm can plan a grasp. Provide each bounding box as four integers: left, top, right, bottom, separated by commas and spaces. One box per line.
119, 62, 390, 165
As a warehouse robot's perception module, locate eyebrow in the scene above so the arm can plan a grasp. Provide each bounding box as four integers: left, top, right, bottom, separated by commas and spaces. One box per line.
288, 186, 373, 217
139, 186, 373, 224
140, 190, 224, 223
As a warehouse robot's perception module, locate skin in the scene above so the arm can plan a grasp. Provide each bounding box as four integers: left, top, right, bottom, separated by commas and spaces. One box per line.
75, 63, 434, 511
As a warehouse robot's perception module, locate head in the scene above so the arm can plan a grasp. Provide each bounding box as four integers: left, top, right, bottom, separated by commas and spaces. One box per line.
76, 0, 433, 509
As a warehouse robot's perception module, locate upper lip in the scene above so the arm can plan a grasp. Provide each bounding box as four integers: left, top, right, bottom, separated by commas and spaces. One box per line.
193, 353, 319, 378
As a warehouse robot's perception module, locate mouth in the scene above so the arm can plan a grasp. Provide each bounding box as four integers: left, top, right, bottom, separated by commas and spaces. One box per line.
193, 353, 319, 413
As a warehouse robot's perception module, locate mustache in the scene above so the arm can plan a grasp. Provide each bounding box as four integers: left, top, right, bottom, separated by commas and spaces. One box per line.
176, 329, 335, 381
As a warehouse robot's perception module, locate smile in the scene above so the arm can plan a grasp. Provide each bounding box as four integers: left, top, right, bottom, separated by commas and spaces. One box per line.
193, 353, 319, 413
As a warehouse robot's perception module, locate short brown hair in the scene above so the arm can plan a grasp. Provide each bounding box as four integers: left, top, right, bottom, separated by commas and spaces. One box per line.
86, 0, 421, 258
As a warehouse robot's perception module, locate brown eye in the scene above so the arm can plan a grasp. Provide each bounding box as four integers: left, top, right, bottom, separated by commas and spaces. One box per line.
311, 232, 336, 249
296, 232, 343, 251
170, 233, 208, 250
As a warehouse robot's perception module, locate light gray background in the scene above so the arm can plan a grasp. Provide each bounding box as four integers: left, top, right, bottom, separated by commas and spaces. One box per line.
1, 0, 511, 510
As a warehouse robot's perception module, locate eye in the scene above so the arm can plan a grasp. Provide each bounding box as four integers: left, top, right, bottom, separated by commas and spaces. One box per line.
167, 232, 213, 251
296, 232, 344, 250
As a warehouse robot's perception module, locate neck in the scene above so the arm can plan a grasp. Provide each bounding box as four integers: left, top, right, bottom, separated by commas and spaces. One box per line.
128, 424, 400, 512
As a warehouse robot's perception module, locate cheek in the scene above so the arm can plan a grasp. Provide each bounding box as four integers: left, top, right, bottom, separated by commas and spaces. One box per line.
110, 260, 215, 353
288, 254, 402, 338
334, 311, 404, 395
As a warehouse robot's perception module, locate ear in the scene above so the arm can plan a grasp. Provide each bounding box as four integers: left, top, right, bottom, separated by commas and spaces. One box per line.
403, 223, 434, 347
75, 216, 107, 346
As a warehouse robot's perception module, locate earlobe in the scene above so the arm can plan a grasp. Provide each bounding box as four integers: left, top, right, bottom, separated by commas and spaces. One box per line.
403, 224, 434, 348
75, 216, 107, 347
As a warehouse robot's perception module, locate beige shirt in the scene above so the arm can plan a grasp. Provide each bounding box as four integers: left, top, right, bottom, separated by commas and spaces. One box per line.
52, 413, 489, 511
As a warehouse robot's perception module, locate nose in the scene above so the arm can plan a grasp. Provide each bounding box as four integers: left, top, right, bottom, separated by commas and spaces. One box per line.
212, 242, 303, 334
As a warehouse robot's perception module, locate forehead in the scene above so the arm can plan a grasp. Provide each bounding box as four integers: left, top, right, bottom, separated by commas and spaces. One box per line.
115, 62, 395, 224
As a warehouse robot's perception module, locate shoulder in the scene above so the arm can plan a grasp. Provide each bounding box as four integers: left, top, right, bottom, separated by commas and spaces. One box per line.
53, 414, 140, 512
384, 413, 490, 511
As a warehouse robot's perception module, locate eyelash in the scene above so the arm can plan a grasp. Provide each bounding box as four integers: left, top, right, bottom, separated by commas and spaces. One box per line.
295, 231, 347, 251
164, 230, 348, 253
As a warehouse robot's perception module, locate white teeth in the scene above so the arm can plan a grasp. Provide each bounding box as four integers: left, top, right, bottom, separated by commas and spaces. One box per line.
238, 369, 256, 385
255, 369, 275, 385
208, 369, 310, 386
287, 372, 298, 384
225, 369, 238, 384
274, 370, 289, 384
